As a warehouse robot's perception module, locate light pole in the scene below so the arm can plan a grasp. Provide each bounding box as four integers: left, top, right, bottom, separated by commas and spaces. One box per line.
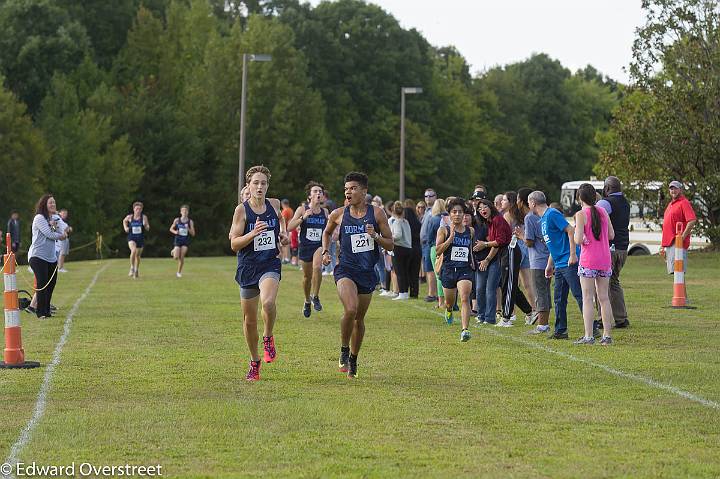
238, 53, 272, 204
399, 86, 422, 202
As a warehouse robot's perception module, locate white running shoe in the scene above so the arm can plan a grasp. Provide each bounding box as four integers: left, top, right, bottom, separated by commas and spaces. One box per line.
128, 267, 134, 277
176, 272, 182, 278
495, 320, 513, 327
392, 293, 409, 301
508, 314, 517, 323
58, 268, 68, 273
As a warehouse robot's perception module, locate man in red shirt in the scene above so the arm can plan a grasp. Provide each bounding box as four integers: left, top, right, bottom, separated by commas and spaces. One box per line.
660, 181, 697, 275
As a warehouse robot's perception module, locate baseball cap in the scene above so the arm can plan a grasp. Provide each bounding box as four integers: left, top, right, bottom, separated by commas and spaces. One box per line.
669, 180, 683, 189
470, 190, 487, 200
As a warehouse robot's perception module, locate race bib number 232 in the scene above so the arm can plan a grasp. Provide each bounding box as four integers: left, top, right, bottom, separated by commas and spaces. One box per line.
254, 231, 276, 252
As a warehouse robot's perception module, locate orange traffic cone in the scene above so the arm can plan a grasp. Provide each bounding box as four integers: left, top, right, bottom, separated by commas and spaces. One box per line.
671, 222, 692, 309
1, 233, 40, 369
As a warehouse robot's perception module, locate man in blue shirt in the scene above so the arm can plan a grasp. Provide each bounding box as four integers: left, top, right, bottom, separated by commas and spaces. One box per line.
532, 191, 582, 339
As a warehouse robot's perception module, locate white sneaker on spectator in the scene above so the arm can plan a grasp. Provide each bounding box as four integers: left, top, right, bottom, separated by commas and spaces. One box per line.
392, 293, 409, 301
378, 289, 390, 296
527, 325, 549, 335
58, 268, 68, 273
176, 272, 182, 278
495, 320, 513, 327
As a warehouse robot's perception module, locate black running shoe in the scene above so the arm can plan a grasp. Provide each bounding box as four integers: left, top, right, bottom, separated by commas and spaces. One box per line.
614, 319, 630, 329
312, 296, 322, 312
302, 302, 311, 318
347, 354, 358, 378
548, 332, 569, 340
339, 347, 350, 372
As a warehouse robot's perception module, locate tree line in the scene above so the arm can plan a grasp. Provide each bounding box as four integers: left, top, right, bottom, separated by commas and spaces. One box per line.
3, 0, 713, 256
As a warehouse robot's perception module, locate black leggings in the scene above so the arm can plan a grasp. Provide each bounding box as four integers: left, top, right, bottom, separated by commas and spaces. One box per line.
391, 246, 412, 294
408, 247, 422, 298
29, 257, 58, 317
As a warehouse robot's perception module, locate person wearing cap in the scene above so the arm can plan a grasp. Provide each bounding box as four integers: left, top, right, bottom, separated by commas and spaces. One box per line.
597, 176, 631, 329
470, 190, 487, 210
660, 181, 697, 278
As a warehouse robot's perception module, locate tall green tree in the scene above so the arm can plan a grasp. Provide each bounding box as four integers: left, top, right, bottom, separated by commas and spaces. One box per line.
477, 54, 618, 199
38, 74, 142, 256
0, 76, 48, 224
0, 0, 91, 116
598, 0, 720, 245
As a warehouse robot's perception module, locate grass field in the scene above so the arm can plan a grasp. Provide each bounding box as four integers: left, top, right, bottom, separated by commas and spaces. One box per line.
1, 252, 719, 478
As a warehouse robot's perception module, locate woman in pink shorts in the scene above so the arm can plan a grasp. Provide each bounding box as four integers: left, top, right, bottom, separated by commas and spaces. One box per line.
573, 183, 616, 345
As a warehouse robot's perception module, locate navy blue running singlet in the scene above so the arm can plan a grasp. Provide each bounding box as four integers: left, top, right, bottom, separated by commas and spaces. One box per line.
338, 206, 379, 272
442, 226, 473, 269
237, 199, 281, 265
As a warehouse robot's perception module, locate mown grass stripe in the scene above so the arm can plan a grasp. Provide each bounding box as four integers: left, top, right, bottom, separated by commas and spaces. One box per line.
405, 301, 720, 410
4, 263, 109, 476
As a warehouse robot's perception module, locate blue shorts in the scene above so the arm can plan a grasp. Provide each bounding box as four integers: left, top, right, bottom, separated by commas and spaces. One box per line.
128, 235, 144, 249
334, 265, 376, 295
235, 259, 282, 289
174, 236, 190, 247
440, 266, 474, 289
299, 243, 321, 263
422, 243, 433, 272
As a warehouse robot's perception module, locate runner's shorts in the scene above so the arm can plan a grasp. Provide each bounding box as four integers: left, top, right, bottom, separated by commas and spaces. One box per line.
334, 264, 376, 295
440, 265, 474, 289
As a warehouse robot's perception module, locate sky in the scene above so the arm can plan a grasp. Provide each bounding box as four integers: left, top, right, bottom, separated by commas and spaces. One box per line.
307, 0, 647, 83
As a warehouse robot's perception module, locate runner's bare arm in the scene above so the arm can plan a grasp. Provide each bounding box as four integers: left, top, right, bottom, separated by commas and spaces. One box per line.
270, 198, 289, 245
189, 220, 196, 237
322, 208, 342, 253
169, 218, 178, 234
122, 215, 130, 233
372, 206, 394, 251
229, 205, 265, 252
435, 225, 452, 255
287, 205, 306, 232
143, 215, 150, 231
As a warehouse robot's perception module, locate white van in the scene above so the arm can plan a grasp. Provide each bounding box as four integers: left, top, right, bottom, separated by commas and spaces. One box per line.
559, 180, 707, 255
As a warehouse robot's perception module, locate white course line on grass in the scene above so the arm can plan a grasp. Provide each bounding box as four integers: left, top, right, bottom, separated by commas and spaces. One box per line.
4, 263, 110, 478
405, 302, 720, 410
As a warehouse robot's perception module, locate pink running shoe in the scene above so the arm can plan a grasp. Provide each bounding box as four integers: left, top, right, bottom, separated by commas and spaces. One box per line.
246, 360, 261, 381
263, 336, 277, 363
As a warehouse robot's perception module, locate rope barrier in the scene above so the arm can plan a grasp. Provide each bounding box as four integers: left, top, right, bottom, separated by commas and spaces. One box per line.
13, 256, 58, 293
